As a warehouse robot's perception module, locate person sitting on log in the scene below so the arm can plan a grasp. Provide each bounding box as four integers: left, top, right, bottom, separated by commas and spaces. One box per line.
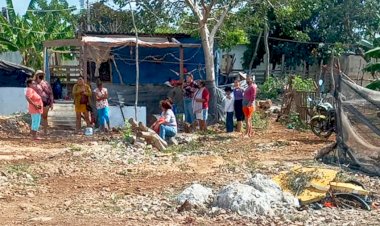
152, 99, 177, 141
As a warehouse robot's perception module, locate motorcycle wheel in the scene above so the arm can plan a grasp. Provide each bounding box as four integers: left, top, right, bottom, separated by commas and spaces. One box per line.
310, 117, 333, 139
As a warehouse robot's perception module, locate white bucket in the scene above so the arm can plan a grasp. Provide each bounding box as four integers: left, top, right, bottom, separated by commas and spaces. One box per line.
84, 127, 93, 136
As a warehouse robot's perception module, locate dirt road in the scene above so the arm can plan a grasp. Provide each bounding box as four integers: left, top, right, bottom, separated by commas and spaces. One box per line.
0, 120, 379, 225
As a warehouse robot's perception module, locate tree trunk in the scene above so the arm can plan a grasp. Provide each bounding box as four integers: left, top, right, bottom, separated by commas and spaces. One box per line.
249, 31, 263, 74
199, 22, 219, 124
199, 25, 215, 81
264, 20, 270, 81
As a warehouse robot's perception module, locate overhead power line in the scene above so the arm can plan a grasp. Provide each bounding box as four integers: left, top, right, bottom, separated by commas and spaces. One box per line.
3, 6, 77, 13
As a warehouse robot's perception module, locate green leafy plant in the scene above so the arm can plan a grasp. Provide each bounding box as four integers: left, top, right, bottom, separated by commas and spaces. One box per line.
122, 120, 133, 143
258, 76, 285, 99
286, 112, 309, 131
252, 111, 269, 130
292, 75, 316, 92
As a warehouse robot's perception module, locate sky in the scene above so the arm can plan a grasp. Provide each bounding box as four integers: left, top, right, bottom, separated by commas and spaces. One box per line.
0, 0, 118, 15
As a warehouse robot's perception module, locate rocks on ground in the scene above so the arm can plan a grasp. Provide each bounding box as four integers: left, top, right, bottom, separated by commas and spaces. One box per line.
177, 184, 213, 207
178, 174, 299, 217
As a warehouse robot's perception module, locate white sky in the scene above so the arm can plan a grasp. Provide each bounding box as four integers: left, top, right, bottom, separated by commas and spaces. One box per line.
0, 0, 120, 15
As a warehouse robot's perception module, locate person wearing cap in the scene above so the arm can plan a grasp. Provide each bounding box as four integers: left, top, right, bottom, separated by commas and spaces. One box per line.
243, 75, 257, 137
157, 99, 177, 140
32, 70, 54, 135
182, 73, 197, 125
233, 79, 244, 132
224, 86, 234, 133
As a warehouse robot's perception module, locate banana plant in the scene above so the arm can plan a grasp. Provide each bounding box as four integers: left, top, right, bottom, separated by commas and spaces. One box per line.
0, 0, 76, 69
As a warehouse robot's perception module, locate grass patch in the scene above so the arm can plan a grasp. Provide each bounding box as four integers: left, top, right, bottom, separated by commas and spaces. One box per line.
252, 111, 270, 130
6, 164, 30, 176
280, 112, 309, 131
164, 140, 202, 154
69, 144, 83, 152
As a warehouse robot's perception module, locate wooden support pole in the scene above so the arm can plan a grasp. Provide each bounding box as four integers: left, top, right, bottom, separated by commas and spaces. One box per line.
82, 44, 88, 83
180, 46, 184, 82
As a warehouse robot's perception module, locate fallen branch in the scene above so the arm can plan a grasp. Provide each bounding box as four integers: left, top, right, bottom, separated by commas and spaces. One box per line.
315, 142, 337, 159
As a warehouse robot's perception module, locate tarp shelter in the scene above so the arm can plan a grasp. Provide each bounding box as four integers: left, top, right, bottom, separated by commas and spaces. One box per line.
334, 74, 380, 176
81, 35, 204, 84
44, 35, 205, 124
0, 60, 34, 87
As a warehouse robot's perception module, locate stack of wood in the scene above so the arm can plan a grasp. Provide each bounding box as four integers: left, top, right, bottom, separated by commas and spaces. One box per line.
128, 118, 168, 151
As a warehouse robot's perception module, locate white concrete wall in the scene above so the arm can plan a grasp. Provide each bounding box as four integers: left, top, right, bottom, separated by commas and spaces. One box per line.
220, 45, 248, 71
0, 51, 22, 64
0, 88, 27, 115
109, 106, 147, 128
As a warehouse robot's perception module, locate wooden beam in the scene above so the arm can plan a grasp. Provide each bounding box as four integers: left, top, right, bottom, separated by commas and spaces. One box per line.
83, 45, 88, 82
180, 47, 184, 81
43, 39, 81, 48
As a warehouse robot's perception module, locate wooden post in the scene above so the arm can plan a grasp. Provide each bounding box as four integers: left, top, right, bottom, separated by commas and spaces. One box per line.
180, 46, 184, 82
281, 54, 285, 76
83, 44, 87, 82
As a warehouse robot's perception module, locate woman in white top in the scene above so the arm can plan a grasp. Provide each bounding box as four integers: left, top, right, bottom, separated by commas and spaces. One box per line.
224, 86, 234, 133
158, 99, 177, 140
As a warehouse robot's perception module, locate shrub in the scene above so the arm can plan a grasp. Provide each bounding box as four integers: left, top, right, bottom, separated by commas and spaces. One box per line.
258, 76, 285, 99
292, 75, 316, 92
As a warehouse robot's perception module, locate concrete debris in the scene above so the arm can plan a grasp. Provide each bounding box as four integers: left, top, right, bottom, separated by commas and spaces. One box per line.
247, 173, 283, 203
177, 184, 213, 207
215, 182, 274, 216
215, 174, 300, 216
282, 192, 300, 207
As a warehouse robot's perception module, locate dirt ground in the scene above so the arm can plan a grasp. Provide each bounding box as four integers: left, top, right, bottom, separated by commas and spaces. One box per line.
0, 118, 379, 226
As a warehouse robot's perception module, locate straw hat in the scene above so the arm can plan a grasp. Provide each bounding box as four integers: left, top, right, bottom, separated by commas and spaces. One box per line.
238, 72, 247, 79
35, 70, 45, 75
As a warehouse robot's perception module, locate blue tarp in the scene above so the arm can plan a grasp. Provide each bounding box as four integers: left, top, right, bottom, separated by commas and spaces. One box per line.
110, 38, 206, 84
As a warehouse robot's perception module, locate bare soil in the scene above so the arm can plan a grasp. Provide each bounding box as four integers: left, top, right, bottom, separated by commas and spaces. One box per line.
0, 118, 379, 226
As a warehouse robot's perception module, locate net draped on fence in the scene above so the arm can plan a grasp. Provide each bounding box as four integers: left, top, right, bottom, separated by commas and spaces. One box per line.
336, 74, 380, 176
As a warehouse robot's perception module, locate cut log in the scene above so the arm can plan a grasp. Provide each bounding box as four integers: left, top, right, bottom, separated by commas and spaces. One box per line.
315, 142, 337, 159
138, 131, 167, 151
128, 118, 139, 128
127, 118, 169, 151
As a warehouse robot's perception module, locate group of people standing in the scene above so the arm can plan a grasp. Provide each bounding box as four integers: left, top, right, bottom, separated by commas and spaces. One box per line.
25, 72, 111, 139
24, 70, 254, 141
25, 70, 54, 140
72, 77, 111, 133
152, 73, 210, 142
224, 76, 257, 137
182, 74, 210, 131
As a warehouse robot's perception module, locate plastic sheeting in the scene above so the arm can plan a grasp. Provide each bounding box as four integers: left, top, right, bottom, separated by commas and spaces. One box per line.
0, 60, 34, 87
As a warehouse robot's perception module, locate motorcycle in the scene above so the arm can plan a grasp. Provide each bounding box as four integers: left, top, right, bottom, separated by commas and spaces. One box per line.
308, 80, 336, 139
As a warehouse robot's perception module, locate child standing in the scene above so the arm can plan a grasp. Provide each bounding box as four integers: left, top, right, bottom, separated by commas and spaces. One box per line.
25, 78, 43, 140
224, 86, 234, 133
